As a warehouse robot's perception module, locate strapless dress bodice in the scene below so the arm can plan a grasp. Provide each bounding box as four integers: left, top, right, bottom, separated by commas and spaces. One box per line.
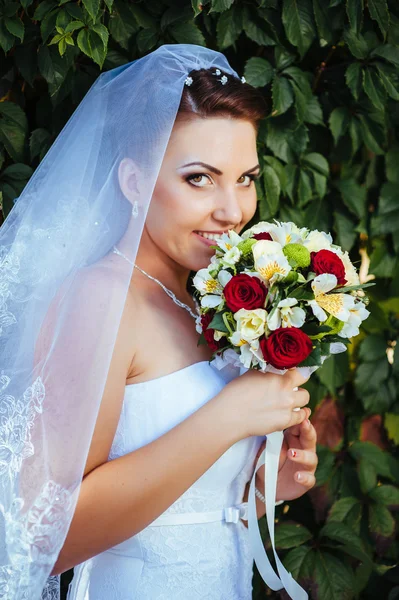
67, 360, 263, 600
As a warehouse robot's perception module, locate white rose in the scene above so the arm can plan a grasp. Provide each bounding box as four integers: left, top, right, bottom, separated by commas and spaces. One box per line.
303, 230, 333, 253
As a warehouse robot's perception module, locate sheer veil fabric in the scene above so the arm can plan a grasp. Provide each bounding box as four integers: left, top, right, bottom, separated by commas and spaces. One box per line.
0, 45, 241, 600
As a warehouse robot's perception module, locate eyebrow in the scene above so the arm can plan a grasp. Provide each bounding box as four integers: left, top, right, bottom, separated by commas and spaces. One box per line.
179, 161, 261, 176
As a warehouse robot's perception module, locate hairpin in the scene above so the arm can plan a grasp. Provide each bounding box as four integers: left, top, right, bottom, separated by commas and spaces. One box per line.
185, 76, 193, 86
184, 71, 246, 86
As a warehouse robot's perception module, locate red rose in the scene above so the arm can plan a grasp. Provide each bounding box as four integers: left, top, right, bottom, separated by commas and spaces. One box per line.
260, 328, 313, 369
253, 232, 273, 241
201, 311, 227, 352
310, 249, 347, 286
223, 273, 267, 312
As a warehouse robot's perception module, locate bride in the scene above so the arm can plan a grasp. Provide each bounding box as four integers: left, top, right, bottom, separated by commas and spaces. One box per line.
0, 44, 317, 600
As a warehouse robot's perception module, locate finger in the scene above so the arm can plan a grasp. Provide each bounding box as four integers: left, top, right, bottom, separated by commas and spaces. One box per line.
298, 418, 317, 449
287, 407, 307, 428
294, 471, 316, 488
286, 368, 310, 388
293, 389, 310, 409
284, 408, 312, 438
287, 448, 318, 470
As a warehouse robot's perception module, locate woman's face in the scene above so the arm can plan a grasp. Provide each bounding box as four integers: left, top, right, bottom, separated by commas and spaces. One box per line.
137, 116, 259, 272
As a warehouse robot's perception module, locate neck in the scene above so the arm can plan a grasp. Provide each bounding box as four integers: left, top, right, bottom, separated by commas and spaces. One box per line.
116, 217, 192, 301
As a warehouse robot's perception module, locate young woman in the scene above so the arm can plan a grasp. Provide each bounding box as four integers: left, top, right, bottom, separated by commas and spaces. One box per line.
0, 45, 317, 600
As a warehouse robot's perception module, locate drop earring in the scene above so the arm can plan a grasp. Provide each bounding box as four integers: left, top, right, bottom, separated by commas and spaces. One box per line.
132, 200, 138, 218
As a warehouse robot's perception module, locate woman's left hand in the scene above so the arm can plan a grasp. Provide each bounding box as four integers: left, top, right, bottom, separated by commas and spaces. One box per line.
254, 408, 318, 502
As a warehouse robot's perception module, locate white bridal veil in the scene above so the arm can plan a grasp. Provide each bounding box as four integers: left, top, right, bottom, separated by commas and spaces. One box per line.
0, 44, 241, 600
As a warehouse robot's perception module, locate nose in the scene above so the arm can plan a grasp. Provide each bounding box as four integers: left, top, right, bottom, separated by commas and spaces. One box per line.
212, 188, 243, 228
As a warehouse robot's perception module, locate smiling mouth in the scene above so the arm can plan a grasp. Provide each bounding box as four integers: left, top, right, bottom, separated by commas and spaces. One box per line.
194, 230, 227, 241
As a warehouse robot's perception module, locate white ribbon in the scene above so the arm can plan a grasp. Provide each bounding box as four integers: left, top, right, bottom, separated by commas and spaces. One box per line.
247, 430, 308, 600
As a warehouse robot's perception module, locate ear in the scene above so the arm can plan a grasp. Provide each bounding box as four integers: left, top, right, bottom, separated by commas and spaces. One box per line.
118, 157, 141, 201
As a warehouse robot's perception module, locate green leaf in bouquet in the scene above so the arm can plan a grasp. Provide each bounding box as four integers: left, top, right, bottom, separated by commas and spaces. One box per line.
274, 522, 313, 549
288, 285, 314, 300
328, 282, 375, 293
208, 312, 230, 334
197, 331, 207, 347
300, 345, 323, 367
302, 322, 332, 337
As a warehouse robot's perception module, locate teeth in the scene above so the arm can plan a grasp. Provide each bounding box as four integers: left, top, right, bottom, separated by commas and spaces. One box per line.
197, 231, 224, 241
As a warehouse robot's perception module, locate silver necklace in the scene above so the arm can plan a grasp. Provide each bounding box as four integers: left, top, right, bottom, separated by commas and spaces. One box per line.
112, 245, 199, 320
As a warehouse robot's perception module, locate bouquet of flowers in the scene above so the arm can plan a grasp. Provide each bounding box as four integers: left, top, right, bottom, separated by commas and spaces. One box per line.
193, 220, 374, 600
193, 220, 373, 375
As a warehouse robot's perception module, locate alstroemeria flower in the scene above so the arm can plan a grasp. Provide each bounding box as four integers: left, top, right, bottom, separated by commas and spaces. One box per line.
239, 338, 267, 369
267, 298, 306, 331
220, 246, 241, 268
330, 247, 360, 287
216, 230, 243, 253
252, 240, 292, 286
308, 273, 356, 322
339, 301, 370, 338
193, 268, 232, 308
231, 308, 267, 344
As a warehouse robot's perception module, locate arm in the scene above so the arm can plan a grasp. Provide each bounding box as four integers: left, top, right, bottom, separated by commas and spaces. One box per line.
52, 389, 239, 575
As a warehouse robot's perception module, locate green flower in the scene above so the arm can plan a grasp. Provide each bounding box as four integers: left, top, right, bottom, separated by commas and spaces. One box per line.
283, 243, 311, 268
237, 238, 257, 257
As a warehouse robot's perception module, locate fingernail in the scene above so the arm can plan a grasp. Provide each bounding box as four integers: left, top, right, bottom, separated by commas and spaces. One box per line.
306, 419, 311, 425
297, 473, 301, 481
290, 449, 297, 458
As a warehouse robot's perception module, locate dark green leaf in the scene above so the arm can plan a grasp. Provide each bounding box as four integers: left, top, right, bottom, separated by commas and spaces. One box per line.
282, 545, 314, 580
385, 144, 399, 183
303, 152, 329, 176
108, 1, 138, 49
369, 502, 395, 537
349, 441, 395, 480
275, 522, 313, 549
328, 496, 360, 522
136, 28, 158, 53
329, 107, 350, 145
216, 6, 242, 49
317, 351, 349, 395
263, 165, 281, 216
208, 312, 229, 333
369, 485, 399, 507
362, 67, 386, 111
298, 169, 313, 206
336, 179, 367, 219
242, 6, 275, 46
371, 44, 399, 67
344, 30, 369, 59
313, 0, 333, 45
0, 102, 28, 163
315, 446, 336, 484
272, 75, 294, 115
244, 57, 274, 87
358, 334, 387, 361
171, 21, 205, 46
368, 0, 390, 38
345, 62, 362, 99
210, 0, 235, 12
313, 550, 355, 600
282, 0, 316, 58
358, 458, 377, 493
303, 94, 324, 125
29, 129, 51, 161
334, 210, 357, 251
346, 0, 363, 34
320, 521, 364, 551
300, 345, 323, 367
4, 17, 24, 41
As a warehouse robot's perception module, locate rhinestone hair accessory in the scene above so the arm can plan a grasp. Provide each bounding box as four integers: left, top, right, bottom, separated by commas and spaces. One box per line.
184, 68, 246, 86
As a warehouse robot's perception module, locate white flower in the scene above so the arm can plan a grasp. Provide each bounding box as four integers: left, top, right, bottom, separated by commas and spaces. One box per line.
339, 301, 370, 338
267, 298, 306, 331
221, 246, 241, 268
252, 240, 291, 285
329, 247, 360, 287
243, 220, 304, 246
303, 229, 333, 253
193, 268, 232, 308
216, 230, 243, 253
231, 308, 267, 344
239, 338, 266, 369
307, 273, 356, 322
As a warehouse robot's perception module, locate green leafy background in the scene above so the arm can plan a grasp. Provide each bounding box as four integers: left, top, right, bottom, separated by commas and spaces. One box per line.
1, 0, 398, 598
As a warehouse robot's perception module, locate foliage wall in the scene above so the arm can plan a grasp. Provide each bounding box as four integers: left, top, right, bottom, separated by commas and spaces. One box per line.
1, 0, 399, 598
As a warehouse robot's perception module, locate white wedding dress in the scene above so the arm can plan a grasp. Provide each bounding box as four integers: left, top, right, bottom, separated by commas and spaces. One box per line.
67, 360, 263, 600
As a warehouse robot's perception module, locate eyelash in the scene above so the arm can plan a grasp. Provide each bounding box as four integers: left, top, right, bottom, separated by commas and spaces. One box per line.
186, 173, 260, 187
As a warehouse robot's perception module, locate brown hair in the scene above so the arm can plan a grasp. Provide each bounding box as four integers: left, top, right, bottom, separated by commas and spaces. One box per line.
177, 67, 267, 129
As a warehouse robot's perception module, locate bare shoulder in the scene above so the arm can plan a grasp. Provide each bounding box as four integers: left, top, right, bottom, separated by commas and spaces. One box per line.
34, 262, 140, 478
